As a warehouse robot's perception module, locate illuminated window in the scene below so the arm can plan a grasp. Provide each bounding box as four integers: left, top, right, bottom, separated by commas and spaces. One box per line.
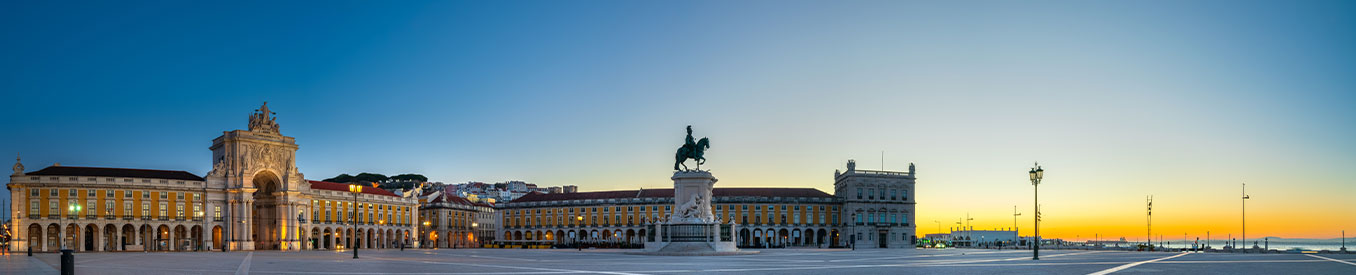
124, 202, 131, 216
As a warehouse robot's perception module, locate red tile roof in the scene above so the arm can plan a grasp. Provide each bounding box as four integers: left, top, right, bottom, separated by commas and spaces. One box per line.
509, 187, 832, 203
26, 166, 204, 181
308, 180, 401, 197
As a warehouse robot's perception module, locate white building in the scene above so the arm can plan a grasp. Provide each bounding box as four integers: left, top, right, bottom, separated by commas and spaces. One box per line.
834, 159, 917, 248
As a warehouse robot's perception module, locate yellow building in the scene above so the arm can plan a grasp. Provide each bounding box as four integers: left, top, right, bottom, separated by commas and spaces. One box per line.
5, 103, 419, 252
497, 188, 841, 248
416, 189, 495, 248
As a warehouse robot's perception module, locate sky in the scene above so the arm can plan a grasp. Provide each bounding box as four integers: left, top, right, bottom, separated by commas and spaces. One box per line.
2, 0, 1353, 241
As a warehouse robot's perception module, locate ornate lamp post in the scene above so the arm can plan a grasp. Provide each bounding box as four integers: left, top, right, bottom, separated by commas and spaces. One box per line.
850, 213, 857, 250
422, 220, 430, 248
62, 203, 80, 250
1028, 163, 1043, 260
471, 222, 478, 247
348, 184, 363, 259
1241, 183, 1249, 249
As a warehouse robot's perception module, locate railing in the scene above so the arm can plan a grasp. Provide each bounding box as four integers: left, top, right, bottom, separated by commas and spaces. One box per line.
664, 224, 712, 242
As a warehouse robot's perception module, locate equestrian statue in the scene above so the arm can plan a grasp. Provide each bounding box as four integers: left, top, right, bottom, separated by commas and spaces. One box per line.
674, 125, 711, 171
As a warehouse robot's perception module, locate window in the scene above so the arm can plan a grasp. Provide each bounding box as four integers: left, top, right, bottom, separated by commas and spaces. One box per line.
124, 202, 132, 216
141, 203, 149, 218
106, 190, 113, 197
855, 214, 863, 224
69, 189, 77, 196
215, 206, 222, 220
793, 213, 800, 224
868, 188, 874, 200
49, 201, 56, 215
31, 189, 38, 196
867, 213, 875, 223
891, 214, 898, 224
819, 213, 825, 224
124, 191, 131, 198
160, 192, 167, 199
106, 201, 114, 215
159, 202, 167, 218
30, 202, 39, 216
856, 189, 862, 199
176, 207, 184, 219
177, 192, 184, 200
87, 189, 95, 197
193, 205, 201, 218
142, 191, 149, 199
87, 199, 96, 215
50, 188, 58, 197
891, 189, 897, 200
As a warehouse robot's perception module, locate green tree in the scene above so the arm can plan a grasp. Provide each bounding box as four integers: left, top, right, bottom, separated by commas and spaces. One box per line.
323, 174, 355, 183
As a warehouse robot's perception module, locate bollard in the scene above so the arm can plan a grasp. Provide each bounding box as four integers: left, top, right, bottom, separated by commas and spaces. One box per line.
60, 249, 74, 275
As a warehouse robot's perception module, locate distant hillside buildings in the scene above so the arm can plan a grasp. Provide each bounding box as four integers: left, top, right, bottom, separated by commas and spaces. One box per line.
421, 181, 578, 205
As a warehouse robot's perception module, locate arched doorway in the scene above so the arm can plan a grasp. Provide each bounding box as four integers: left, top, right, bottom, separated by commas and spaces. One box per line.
104, 225, 117, 251
157, 225, 171, 251
213, 226, 224, 250
739, 228, 751, 247
323, 228, 332, 249
46, 224, 60, 251
140, 225, 152, 251
83, 224, 96, 251
252, 171, 282, 250
123, 225, 136, 251
28, 224, 42, 251
174, 225, 188, 251
65, 224, 79, 251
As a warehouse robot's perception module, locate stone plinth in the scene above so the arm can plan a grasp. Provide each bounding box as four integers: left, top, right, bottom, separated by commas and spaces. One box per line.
639, 170, 746, 255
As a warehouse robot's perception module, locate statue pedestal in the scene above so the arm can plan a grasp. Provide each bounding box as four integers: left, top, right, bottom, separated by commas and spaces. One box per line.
636, 171, 752, 256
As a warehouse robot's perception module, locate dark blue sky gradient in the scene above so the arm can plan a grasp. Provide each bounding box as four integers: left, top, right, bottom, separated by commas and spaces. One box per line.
3, 1, 1355, 236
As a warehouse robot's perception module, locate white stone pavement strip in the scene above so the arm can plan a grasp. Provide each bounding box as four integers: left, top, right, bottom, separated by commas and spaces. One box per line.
367, 255, 650, 275
1086, 252, 1189, 275
1306, 254, 1356, 267
236, 252, 254, 275
827, 249, 1027, 263
603, 250, 1112, 274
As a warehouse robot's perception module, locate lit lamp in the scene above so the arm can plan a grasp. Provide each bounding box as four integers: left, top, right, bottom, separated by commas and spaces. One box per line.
422, 220, 431, 248
471, 222, 479, 247
348, 184, 363, 259
1028, 163, 1044, 260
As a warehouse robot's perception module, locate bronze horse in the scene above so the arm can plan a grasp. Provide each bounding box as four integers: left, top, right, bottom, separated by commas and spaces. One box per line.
674, 137, 710, 171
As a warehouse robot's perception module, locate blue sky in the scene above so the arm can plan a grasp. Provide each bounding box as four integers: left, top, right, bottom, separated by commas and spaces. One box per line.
3, 1, 1354, 238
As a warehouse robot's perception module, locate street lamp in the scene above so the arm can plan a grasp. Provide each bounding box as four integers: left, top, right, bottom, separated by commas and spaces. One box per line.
850, 213, 857, 250
422, 220, 430, 248
1241, 183, 1250, 249
62, 203, 80, 250
348, 184, 363, 259
1028, 162, 1043, 260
